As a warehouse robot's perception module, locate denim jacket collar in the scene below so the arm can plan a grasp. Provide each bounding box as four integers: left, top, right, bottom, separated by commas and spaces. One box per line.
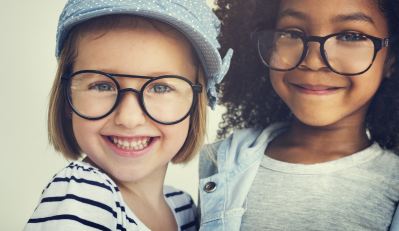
198, 123, 288, 230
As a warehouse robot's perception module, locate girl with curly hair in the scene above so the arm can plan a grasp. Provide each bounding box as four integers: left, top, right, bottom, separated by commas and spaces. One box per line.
198, 0, 399, 230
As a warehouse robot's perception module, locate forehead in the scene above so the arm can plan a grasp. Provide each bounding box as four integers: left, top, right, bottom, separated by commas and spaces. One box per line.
278, 0, 388, 34
72, 16, 197, 80
77, 16, 191, 48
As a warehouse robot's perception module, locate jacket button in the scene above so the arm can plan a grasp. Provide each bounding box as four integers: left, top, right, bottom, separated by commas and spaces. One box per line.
203, 181, 216, 193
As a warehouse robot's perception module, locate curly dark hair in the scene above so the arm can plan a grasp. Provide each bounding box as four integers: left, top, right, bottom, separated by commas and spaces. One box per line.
215, 0, 399, 153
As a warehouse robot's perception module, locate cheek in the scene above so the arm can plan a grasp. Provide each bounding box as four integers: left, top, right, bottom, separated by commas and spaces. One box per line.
159, 117, 190, 150
350, 55, 387, 100
350, 76, 382, 103
72, 115, 102, 150
72, 116, 86, 140
269, 71, 288, 99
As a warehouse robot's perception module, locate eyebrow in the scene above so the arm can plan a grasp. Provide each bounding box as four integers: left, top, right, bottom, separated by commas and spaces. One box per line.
278, 9, 307, 21
278, 9, 375, 26
332, 13, 375, 25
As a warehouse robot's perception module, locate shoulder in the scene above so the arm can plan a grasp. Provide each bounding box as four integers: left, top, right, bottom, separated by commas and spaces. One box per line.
43, 161, 117, 198
164, 185, 195, 210
199, 128, 262, 167
25, 161, 119, 231
164, 186, 198, 230
373, 147, 399, 180
198, 141, 222, 178
199, 123, 287, 177
358, 144, 399, 190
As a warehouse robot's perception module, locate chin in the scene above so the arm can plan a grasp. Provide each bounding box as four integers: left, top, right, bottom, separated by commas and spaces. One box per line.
295, 113, 340, 128
111, 168, 148, 184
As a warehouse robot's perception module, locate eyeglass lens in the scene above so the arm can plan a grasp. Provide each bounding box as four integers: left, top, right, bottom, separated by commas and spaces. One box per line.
67, 72, 195, 123
258, 31, 375, 74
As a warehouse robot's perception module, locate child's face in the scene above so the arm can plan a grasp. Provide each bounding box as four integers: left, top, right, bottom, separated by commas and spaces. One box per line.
71, 20, 197, 184
269, 0, 389, 127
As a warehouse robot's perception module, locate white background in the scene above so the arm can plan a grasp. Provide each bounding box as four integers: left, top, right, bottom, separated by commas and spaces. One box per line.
1, 1, 223, 230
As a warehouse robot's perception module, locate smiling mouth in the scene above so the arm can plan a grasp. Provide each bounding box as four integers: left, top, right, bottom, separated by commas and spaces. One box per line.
292, 83, 343, 93
295, 84, 341, 91
107, 136, 153, 151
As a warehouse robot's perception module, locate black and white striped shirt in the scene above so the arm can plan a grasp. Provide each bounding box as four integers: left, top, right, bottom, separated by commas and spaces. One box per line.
24, 161, 198, 231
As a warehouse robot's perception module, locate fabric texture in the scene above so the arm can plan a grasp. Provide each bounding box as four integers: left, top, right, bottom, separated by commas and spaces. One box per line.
241, 143, 399, 230
25, 161, 198, 231
56, 0, 233, 108
199, 123, 399, 230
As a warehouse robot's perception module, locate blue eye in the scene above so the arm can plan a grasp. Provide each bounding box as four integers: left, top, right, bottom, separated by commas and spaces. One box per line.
89, 82, 116, 92
148, 84, 172, 94
336, 33, 368, 42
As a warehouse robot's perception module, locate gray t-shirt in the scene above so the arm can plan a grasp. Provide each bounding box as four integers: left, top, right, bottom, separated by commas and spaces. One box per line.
241, 143, 399, 231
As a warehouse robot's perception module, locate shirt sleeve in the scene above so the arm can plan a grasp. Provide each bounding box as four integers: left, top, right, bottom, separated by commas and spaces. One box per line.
164, 186, 199, 231
24, 163, 118, 231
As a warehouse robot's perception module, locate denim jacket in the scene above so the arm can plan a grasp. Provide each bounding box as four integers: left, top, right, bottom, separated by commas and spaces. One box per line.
391, 210, 399, 231
198, 123, 399, 231
198, 123, 286, 230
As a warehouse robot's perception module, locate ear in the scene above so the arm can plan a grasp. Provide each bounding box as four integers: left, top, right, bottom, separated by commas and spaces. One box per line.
383, 55, 396, 78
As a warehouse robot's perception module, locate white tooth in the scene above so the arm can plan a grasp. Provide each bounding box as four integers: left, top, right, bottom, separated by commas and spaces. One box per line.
112, 137, 151, 151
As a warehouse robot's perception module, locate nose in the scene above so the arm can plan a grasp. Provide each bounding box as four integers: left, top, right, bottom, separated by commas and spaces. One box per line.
114, 89, 146, 128
299, 39, 329, 72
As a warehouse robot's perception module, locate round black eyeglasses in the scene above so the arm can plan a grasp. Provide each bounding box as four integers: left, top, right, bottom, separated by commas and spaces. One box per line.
61, 70, 202, 125
254, 30, 390, 76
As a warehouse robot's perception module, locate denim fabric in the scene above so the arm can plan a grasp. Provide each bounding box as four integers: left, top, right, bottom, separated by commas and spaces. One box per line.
391, 210, 399, 231
198, 123, 287, 230
200, 123, 399, 230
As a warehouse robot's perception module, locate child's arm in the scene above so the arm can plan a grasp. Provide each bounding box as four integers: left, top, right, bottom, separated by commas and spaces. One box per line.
23, 163, 118, 231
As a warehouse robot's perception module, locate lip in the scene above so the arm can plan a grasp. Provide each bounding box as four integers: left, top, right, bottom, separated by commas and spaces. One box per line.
103, 135, 159, 158
290, 83, 344, 95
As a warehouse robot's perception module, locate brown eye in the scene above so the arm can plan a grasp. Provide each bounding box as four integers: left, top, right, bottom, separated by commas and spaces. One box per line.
336, 33, 368, 42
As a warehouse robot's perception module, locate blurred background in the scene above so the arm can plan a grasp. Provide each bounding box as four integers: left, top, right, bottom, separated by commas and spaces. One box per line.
1, 1, 223, 230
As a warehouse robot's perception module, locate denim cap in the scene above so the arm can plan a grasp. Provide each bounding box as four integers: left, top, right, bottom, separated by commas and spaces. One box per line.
56, 0, 233, 108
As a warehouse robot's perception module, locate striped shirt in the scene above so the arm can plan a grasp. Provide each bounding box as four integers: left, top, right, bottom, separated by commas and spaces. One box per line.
24, 161, 198, 231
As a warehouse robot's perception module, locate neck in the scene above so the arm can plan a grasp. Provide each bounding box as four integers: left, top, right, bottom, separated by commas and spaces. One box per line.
117, 165, 168, 208
289, 119, 370, 151
115, 165, 178, 230
267, 118, 371, 164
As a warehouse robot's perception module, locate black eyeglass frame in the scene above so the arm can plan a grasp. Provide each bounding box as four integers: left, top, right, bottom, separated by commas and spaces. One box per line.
61, 69, 203, 125
254, 29, 390, 76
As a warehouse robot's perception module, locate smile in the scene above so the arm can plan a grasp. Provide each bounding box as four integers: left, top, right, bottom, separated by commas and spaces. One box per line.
108, 136, 152, 151
292, 83, 343, 95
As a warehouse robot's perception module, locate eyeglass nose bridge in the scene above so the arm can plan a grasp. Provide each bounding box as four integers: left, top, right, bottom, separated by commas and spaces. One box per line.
301, 35, 330, 67
119, 87, 141, 95
302, 35, 328, 51
116, 87, 144, 109
305, 35, 327, 43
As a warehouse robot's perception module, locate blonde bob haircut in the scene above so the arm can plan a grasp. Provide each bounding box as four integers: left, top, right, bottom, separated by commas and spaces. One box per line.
48, 15, 207, 164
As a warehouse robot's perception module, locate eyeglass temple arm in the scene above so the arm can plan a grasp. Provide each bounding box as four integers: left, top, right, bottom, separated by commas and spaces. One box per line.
382, 38, 389, 48
193, 61, 203, 93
